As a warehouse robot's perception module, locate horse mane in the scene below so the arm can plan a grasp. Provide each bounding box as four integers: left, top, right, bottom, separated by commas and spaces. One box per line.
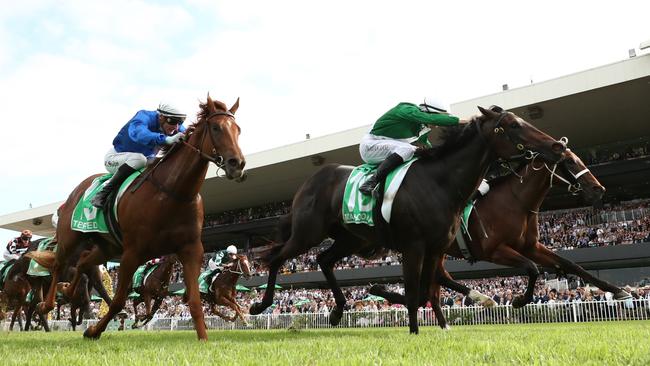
415, 119, 480, 161
196, 99, 228, 122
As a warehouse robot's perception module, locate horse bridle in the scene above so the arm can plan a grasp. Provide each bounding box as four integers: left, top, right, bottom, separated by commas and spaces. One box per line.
475, 112, 537, 164
224, 256, 250, 278
530, 139, 589, 195
182, 110, 236, 170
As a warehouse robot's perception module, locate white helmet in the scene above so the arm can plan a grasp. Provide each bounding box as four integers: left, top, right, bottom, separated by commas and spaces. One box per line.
226, 245, 237, 254
157, 102, 186, 119
419, 96, 449, 114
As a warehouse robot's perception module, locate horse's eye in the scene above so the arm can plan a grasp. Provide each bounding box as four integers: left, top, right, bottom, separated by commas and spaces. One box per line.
212, 125, 221, 132
510, 122, 521, 129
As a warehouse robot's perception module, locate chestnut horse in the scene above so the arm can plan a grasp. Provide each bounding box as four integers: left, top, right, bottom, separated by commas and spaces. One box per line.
29, 96, 245, 340
370, 148, 632, 315
131, 255, 178, 329
0, 253, 32, 331
251, 107, 566, 334
202, 254, 251, 324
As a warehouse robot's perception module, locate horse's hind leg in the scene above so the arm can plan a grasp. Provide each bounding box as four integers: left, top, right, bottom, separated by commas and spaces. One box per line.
527, 243, 630, 299
436, 263, 496, 308
316, 232, 364, 326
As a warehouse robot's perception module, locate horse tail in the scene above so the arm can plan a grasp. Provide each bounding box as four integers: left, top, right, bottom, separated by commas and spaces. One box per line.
257, 213, 292, 265
25, 251, 56, 269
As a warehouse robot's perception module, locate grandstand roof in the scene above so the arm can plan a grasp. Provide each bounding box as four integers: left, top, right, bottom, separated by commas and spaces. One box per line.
2, 53, 650, 236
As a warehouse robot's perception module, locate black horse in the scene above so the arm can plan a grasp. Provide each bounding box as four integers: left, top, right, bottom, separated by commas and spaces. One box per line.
250, 106, 566, 334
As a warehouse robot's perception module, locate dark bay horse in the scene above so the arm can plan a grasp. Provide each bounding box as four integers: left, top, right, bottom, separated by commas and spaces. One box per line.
29, 95, 245, 340
370, 148, 632, 315
131, 255, 178, 329
23, 238, 112, 332
251, 107, 566, 334
202, 254, 251, 324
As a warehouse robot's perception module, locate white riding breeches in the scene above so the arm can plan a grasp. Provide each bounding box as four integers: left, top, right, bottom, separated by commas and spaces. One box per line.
359, 134, 417, 164
104, 148, 147, 174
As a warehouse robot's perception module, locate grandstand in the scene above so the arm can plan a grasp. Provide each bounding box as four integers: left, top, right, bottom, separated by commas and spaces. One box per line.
1, 52, 650, 296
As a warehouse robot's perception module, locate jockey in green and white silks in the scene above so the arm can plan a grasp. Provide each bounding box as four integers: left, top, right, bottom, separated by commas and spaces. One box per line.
91, 103, 188, 208
359, 97, 470, 195
207, 245, 238, 278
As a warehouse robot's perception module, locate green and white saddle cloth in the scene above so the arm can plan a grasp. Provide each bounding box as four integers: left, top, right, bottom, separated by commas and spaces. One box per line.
342, 158, 418, 226
0, 261, 14, 288
199, 269, 215, 294
132, 264, 159, 290
70, 170, 142, 233
27, 237, 57, 277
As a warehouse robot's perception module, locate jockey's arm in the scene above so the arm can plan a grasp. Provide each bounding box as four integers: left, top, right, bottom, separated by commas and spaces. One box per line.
208, 258, 218, 271
2, 241, 19, 261
401, 104, 460, 126
127, 112, 167, 147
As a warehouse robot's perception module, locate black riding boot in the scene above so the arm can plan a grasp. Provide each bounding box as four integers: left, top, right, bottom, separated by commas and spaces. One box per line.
91, 164, 137, 208
359, 153, 405, 195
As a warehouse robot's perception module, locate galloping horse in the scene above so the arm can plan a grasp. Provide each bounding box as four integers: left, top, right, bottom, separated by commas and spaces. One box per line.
131, 255, 178, 329
202, 254, 251, 324
24, 238, 112, 332
370, 148, 632, 314
29, 96, 245, 340
0, 253, 33, 330
251, 107, 566, 334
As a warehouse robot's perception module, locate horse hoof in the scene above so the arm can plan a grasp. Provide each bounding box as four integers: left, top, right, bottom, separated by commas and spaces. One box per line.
83, 326, 101, 340
442, 325, 451, 331
249, 303, 265, 315
368, 284, 386, 296
512, 296, 528, 309
614, 290, 632, 300
329, 307, 343, 326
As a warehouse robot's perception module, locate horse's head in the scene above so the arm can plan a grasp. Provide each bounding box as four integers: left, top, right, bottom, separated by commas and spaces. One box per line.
192, 95, 246, 180
236, 254, 252, 280
476, 106, 565, 163
559, 147, 605, 206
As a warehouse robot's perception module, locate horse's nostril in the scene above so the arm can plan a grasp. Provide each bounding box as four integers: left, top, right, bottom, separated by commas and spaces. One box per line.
227, 158, 239, 167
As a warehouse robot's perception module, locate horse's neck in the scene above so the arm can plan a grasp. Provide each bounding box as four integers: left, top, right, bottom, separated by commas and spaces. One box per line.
219, 271, 239, 286
508, 165, 552, 213
153, 135, 210, 200
430, 136, 494, 210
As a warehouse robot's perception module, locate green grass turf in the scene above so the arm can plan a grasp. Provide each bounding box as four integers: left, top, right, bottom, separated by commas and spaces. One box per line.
1, 321, 649, 365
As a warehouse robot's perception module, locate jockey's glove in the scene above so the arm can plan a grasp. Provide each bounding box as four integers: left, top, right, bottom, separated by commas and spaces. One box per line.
165, 133, 185, 145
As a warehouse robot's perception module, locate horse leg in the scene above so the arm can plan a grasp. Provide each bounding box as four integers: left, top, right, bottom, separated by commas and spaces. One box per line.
141, 297, 162, 327
401, 243, 425, 335
221, 296, 244, 323
316, 233, 364, 326
89, 265, 112, 306
131, 298, 141, 329
436, 264, 496, 307
83, 251, 140, 340
70, 306, 77, 331
527, 243, 631, 299
489, 245, 539, 308
178, 242, 208, 341
426, 257, 449, 330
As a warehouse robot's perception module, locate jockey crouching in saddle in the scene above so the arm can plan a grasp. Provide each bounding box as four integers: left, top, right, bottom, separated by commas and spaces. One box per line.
206, 245, 238, 284
359, 97, 490, 198
0, 230, 32, 286
91, 103, 187, 208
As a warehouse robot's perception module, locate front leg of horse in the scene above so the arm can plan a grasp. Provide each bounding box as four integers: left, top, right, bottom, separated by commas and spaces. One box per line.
178, 243, 208, 341
141, 298, 163, 327
84, 252, 139, 340
530, 243, 631, 300
490, 246, 539, 308
402, 246, 426, 335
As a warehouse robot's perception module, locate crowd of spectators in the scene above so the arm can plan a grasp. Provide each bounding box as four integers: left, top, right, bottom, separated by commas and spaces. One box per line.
577, 139, 649, 165
61, 275, 650, 321
203, 201, 291, 228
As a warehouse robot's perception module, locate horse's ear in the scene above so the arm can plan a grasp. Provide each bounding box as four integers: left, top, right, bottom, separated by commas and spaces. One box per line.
478, 106, 497, 118
229, 97, 240, 115
206, 93, 217, 113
